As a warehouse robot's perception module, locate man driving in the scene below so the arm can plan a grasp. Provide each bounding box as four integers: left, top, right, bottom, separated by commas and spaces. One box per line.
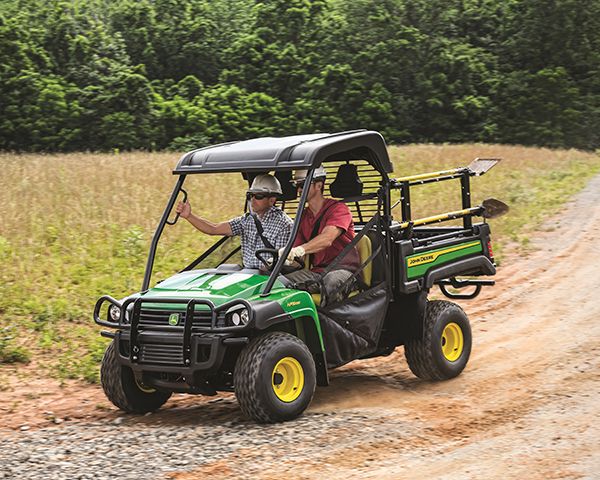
281, 166, 360, 305
176, 174, 293, 270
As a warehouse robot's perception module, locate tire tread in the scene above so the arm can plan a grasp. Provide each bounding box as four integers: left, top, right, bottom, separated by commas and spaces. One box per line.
404, 300, 468, 381
100, 340, 171, 413
234, 332, 314, 423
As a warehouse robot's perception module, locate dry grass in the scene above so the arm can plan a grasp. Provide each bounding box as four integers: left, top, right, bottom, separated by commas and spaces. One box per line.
0, 144, 599, 380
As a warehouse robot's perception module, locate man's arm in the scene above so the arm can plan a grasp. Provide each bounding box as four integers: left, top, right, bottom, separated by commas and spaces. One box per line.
176, 201, 233, 236
300, 225, 342, 254
285, 202, 351, 261
283, 225, 342, 262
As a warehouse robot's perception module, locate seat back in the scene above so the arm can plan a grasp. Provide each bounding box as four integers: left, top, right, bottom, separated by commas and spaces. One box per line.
356, 235, 372, 287
330, 163, 363, 198
275, 170, 297, 201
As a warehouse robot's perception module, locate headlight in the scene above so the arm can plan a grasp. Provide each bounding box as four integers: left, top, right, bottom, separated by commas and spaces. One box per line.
109, 305, 121, 322
226, 306, 250, 327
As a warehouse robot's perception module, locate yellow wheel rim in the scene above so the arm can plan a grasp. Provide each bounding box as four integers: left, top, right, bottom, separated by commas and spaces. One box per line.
441, 322, 464, 362
272, 357, 304, 402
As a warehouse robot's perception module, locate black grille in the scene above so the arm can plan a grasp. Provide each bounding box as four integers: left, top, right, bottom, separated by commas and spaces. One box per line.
140, 343, 183, 365
138, 309, 213, 328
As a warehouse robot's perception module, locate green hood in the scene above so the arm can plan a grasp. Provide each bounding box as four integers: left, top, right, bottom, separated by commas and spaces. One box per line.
142, 270, 284, 307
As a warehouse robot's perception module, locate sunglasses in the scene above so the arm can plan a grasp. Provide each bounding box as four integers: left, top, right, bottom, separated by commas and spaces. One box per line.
246, 192, 271, 200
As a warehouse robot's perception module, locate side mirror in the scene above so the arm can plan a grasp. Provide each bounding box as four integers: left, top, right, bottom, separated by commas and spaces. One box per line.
482, 198, 509, 219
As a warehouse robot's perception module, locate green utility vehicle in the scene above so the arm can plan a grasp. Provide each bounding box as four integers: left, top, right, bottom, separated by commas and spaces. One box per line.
94, 130, 507, 423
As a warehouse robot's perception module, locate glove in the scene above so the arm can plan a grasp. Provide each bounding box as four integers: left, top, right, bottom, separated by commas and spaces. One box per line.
278, 246, 306, 265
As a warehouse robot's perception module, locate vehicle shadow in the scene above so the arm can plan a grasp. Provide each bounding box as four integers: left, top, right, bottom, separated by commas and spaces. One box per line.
309, 367, 421, 411
112, 367, 422, 428
111, 394, 249, 428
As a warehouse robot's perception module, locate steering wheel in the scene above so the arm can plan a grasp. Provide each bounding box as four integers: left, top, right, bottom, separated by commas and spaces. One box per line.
255, 248, 305, 273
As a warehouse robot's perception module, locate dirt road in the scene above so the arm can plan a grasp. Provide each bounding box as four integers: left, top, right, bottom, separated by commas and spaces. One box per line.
1, 175, 599, 479
298, 174, 600, 479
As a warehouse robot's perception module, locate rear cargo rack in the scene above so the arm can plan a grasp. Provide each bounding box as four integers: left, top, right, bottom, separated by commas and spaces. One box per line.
391, 158, 501, 234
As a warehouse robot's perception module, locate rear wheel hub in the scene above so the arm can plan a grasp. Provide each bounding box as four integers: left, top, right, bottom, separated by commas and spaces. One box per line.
441, 322, 464, 362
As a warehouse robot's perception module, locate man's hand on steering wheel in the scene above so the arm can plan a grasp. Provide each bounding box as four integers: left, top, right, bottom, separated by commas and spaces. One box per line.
255, 247, 305, 273
255, 248, 279, 271
278, 246, 305, 266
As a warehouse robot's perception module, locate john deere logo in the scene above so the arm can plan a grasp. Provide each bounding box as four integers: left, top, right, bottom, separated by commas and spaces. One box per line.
168, 313, 180, 326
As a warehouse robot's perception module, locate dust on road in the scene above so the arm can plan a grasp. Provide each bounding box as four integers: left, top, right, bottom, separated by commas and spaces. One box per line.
2, 175, 600, 479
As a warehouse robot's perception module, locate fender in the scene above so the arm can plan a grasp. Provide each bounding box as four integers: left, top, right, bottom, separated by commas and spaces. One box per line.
424, 256, 495, 289
252, 294, 329, 386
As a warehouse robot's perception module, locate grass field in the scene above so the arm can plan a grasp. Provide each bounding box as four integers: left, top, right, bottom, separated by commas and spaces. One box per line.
1, 144, 599, 382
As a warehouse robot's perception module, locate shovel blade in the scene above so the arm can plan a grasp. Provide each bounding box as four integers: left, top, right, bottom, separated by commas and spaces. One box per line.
482, 198, 509, 219
468, 158, 501, 176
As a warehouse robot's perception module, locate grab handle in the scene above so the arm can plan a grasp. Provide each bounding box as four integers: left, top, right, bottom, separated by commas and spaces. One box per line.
166, 188, 188, 225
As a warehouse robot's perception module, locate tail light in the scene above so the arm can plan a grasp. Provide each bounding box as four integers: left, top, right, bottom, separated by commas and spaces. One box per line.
487, 240, 495, 261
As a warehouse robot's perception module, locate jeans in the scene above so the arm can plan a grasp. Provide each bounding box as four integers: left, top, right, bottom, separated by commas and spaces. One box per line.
284, 268, 356, 306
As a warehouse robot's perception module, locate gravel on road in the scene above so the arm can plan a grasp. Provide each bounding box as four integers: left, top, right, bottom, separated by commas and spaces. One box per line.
1, 407, 422, 480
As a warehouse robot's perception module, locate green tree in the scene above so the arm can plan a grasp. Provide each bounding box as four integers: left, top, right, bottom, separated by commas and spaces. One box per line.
151, 93, 212, 150
109, 0, 222, 83
490, 67, 584, 148
201, 84, 286, 141
80, 71, 155, 150
497, 0, 600, 148
0, 71, 82, 151
291, 64, 402, 139
1, 0, 599, 151
221, 0, 327, 103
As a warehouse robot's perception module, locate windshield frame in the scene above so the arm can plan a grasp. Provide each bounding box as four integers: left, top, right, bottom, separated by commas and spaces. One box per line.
142, 169, 313, 293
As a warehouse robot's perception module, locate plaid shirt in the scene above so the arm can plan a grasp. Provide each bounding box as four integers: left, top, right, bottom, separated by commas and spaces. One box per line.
229, 207, 293, 269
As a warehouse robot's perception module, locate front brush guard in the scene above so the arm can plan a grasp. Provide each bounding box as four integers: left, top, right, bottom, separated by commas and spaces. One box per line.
94, 295, 253, 366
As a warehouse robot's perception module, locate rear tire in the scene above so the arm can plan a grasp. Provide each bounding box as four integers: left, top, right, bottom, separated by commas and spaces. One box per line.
234, 332, 316, 423
100, 340, 171, 413
404, 300, 472, 381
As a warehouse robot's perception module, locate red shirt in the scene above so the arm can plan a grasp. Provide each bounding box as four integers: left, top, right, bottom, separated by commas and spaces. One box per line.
293, 199, 360, 273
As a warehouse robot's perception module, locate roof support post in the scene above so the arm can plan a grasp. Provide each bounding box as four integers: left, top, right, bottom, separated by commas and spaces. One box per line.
460, 172, 472, 229
142, 175, 186, 291
400, 181, 411, 222
261, 168, 315, 296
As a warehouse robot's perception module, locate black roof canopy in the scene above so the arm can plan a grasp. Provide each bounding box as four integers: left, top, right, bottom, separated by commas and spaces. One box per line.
173, 130, 393, 175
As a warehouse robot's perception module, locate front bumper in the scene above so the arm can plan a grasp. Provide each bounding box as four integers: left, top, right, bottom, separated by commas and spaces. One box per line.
113, 330, 247, 373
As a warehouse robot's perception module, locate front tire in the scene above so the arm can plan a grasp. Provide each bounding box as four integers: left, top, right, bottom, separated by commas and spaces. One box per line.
234, 332, 316, 423
404, 300, 472, 381
100, 340, 171, 413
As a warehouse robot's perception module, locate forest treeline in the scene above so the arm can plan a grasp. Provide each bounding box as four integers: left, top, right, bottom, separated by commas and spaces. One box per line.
1, 0, 599, 152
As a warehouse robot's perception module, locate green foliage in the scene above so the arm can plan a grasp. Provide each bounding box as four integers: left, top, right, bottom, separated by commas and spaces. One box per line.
221, 0, 327, 104
491, 67, 584, 148
0, 0, 599, 149
122, 225, 146, 259
53, 333, 109, 384
0, 236, 10, 259
1, 71, 83, 151
167, 133, 210, 152
0, 326, 31, 364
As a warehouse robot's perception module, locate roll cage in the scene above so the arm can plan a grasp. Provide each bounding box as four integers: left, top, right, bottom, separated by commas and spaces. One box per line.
142, 130, 393, 293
